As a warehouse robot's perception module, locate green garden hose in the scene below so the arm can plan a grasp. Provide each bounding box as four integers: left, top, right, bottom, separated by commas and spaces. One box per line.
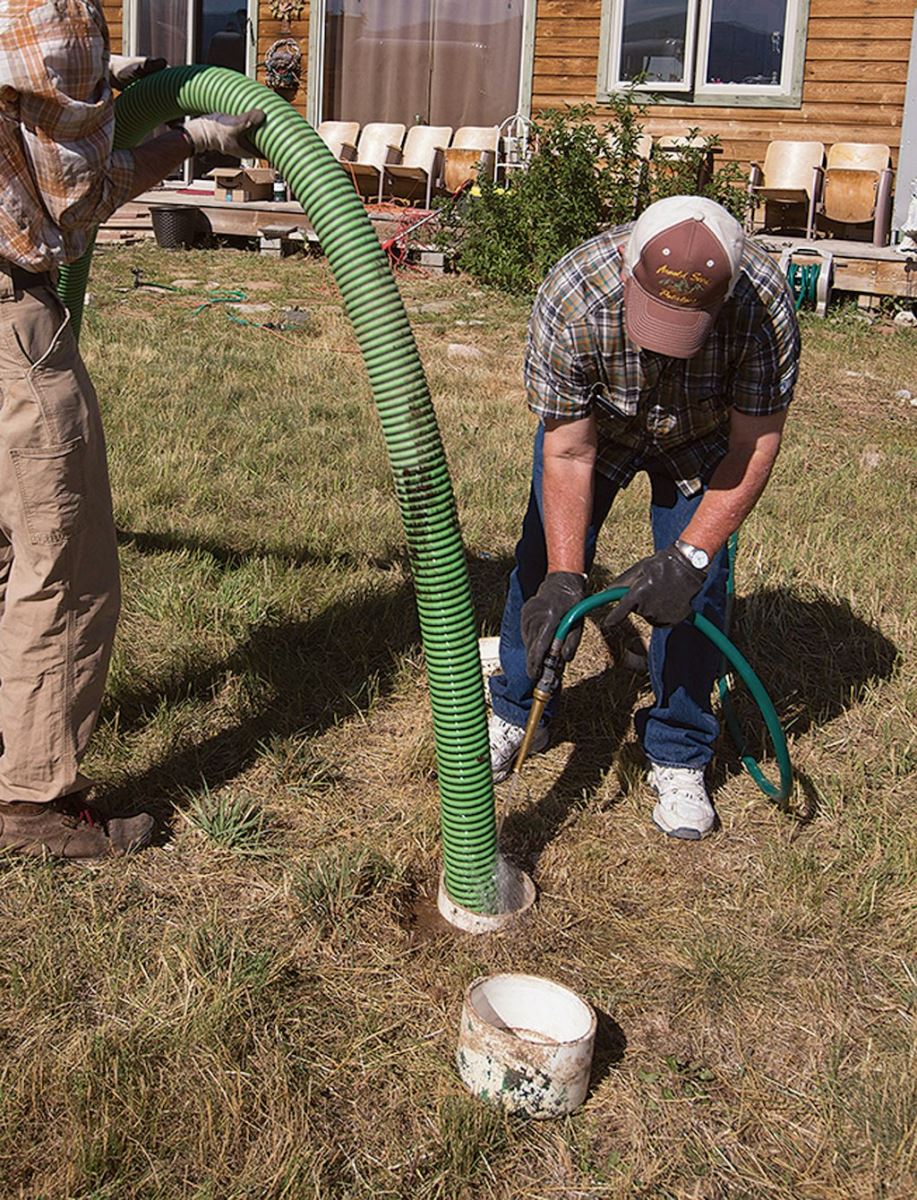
785, 261, 820, 311
554, 586, 793, 803
57, 66, 498, 911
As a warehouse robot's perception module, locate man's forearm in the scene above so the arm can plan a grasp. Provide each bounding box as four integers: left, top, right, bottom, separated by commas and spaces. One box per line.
542, 416, 597, 574
124, 128, 194, 200
679, 442, 780, 556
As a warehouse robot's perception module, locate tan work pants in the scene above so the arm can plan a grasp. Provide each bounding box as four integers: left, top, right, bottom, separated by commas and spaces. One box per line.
0, 267, 119, 803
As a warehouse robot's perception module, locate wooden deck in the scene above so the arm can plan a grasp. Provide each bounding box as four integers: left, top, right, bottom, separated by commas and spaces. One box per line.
99, 188, 917, 305
101, 187, 431, 254
757, 233, 917, 301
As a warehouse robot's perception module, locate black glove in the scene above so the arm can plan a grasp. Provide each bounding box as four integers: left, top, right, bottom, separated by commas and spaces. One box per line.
605, 545, 707, 628
520, 571, 587, 681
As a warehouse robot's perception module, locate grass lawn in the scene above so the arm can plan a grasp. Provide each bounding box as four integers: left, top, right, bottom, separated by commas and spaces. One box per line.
0, 243, 914, 1200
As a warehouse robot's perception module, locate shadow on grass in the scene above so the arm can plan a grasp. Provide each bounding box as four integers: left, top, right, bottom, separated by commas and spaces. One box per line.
104, 528, 899, 851
502, 583, 898, 868
589, 1006, 628, 1091
102, 571, 423, 822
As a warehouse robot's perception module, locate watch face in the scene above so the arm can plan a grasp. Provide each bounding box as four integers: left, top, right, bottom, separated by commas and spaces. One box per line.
678, 541, 708, 569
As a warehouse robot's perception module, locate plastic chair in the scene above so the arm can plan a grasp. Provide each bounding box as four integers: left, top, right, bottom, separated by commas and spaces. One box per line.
441, 126, 499, 194
384, 125, 453, 209
317, 121, 360, 161
339, 122, 406, 202
748, 141, 825, 239
818, 142, 894, 246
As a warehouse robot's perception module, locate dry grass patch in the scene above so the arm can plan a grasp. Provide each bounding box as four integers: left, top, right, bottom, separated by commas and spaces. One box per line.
0, 248, 913, 1199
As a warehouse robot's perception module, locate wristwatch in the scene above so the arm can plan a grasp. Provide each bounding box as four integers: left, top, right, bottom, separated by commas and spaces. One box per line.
674, 539, 710, 571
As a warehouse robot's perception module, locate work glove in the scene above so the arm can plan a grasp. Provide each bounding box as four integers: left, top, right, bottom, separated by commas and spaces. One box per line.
109, 55, 167, 89
183, 109, 266, 159
605, 545, 707, 629
520, 571, 587, 681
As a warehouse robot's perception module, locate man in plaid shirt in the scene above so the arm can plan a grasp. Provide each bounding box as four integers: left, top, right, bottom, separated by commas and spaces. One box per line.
489, 195, 800, 839
0, 1, 265, 859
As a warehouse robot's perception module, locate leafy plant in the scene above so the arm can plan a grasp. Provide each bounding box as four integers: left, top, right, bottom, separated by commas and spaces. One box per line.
437, 102, 749, 296
181, 784, 271, 856
437, 100, 648, 296
647, 126, 749, 221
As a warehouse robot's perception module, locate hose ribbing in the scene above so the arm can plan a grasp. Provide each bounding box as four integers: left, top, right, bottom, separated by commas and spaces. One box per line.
57, 67, 497, 910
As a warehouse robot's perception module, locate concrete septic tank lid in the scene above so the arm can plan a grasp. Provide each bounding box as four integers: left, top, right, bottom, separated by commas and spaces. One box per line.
457, 973, 598, 1118
437, 865, 536, 934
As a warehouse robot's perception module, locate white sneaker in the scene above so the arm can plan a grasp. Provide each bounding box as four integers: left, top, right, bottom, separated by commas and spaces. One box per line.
649, 764, 716, 840
489, 714, 548, 783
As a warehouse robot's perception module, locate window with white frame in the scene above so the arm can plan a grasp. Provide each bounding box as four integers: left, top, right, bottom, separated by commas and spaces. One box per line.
599, 0, 808, 107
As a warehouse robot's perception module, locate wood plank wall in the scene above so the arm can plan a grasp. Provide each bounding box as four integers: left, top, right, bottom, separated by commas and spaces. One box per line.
102, 1, 122, 52
532, 0, 915, 168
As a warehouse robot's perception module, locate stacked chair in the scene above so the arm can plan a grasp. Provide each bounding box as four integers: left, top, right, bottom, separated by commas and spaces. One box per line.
747, 141, 825, 239
384, 125, 453, 209
441, 126, 500, 194
817, 142, 894, 246
337, 122, 406, 202
316, 121, 360, 161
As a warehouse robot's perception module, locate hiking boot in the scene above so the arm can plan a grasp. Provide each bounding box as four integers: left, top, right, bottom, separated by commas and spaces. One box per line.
0, 797, 154, 861
489, 713, 548, 783
649, 764, 715, 840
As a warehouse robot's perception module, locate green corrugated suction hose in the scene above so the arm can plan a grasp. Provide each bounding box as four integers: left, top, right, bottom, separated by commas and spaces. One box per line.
57, 66, 498, 911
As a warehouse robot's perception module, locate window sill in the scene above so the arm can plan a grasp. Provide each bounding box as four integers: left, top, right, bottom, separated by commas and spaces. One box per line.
596, 86, 803, 111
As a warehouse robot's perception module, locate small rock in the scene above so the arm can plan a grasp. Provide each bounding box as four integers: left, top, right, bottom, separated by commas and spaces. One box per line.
280, 306, 310, 328
911, 398, 917, 409
170, 278, 200, 289
413, 300, 456, 314
893, 308, 917, 326
860, 445, 883, 469
895, 388, 913, 401
447, 342, 484, 361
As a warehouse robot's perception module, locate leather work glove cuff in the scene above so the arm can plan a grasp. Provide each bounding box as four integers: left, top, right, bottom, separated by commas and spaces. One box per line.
520, 570, 587, 681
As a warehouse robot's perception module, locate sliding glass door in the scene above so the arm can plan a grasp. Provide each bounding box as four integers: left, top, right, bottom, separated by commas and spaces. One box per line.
320, 0, 528, 130
130, 2, 253, 174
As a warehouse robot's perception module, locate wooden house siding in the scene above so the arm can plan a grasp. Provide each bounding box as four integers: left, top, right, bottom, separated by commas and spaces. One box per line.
102, 1, 122, 52
532, 0, 914, 168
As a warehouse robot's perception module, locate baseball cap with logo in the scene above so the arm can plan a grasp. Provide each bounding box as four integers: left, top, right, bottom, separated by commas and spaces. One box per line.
623, 195, 745, 358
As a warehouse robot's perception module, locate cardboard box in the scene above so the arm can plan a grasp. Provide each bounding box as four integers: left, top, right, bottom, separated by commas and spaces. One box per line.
207, 167, 275, 202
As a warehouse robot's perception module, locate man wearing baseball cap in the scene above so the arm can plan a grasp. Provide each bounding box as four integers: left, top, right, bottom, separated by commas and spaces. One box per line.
488, 195, 800, 839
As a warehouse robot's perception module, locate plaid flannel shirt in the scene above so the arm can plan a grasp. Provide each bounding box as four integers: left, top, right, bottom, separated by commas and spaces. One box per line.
0, 0, 136, 270
525, 223, 800, 496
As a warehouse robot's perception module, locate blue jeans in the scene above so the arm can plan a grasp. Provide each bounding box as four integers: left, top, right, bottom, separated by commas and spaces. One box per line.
489, 425, 729, 769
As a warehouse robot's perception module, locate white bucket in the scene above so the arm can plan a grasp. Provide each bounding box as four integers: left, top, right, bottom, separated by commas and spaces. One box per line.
456, 974, 597, 1118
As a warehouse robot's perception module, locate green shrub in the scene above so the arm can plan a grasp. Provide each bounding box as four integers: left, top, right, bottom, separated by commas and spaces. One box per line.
437, 103, 749, 297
